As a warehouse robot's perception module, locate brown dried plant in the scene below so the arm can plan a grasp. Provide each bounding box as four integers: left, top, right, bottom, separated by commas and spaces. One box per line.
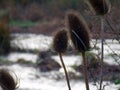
66, 11, 91, 90
87, 0, 111, 15
53, 29, 71, 90
0, 69, 19, 90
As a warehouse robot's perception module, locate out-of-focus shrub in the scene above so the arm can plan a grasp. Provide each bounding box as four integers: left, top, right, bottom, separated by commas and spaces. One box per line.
0, 12, 10, 55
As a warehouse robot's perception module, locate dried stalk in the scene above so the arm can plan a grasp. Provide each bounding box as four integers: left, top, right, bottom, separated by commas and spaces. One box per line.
82, 52, 90, 90
59, 53, 71, 90
99, 17, 104, 90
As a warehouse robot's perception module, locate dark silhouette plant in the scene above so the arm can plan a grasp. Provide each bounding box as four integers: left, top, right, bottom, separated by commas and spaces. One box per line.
87, 0, 111, 89
66, 11, 91, 90
53, 29, 71, 90
0, 13, 10, 55
87, 0, 111, 15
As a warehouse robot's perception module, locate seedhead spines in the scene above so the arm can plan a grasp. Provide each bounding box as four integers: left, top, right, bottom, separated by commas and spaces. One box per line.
0, 69, 18, 90
53, 29, 68, 53
88, 0, 111, 15
66, 11, 90, 52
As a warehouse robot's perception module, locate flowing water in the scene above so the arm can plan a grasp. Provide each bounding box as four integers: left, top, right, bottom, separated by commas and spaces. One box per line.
0, 34, 120, 90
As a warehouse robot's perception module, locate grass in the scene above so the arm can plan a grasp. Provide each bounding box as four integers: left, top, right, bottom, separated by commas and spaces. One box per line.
0, 56, 12, 65
0, 9, 9, 16
10, 20, 39, 28
16, 58, 35, 64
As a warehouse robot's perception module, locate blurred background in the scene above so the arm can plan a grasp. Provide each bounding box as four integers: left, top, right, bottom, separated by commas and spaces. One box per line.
0, 0, 120, 90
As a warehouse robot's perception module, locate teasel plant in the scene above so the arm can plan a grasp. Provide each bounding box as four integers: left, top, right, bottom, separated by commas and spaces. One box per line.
53, 29, 71, 90
66, 11, 91, 90
86, 0, 111, 15
86, 0, 111, 89
0, 69, 19, 90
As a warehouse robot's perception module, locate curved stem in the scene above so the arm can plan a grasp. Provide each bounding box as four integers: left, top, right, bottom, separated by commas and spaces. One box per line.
100, 16, 104, 90
82, 52, 90, 90
59, 53, 71, 90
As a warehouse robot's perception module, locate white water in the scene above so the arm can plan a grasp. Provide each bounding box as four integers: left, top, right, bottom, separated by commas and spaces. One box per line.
1, 64, 118, 90
1, 34, 120, 90
11, 34, 52, 51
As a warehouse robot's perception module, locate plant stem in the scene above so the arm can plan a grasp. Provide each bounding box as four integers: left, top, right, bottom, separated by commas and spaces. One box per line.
99, 17, 104, 90
82, 52, 90, 90
59, 53, 71, 90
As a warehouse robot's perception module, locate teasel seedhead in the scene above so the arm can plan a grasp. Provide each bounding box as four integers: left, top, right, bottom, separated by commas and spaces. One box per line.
87, 0, 111, 15
66, 11, 90, 52
53, 29, 68, 53
0, 69, 19, 90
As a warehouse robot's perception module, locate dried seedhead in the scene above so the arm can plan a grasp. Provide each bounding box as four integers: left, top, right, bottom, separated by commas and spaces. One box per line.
53, 29, 68, 53
0, 69, 19, 90
88, 0, 111, 15
66, 11, 90, 52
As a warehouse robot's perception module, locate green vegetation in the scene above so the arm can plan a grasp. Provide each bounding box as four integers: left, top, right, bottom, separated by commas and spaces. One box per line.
16, 58, 34, 64
115, 79, 120, 85
0, 56, 12, 64
115, 79, 120, 90
10, 20, 38, 27
0, 9, 9, 16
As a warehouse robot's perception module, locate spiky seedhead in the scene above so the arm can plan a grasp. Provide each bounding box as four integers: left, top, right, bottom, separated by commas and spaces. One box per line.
66, 11, 90, 52
0, 69, 18, 90
53, 29, 68, 53
88, 0, 111, 15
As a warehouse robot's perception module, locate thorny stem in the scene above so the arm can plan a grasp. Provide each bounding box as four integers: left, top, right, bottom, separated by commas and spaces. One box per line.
89, 69, 99, 90
104, 41, 120, 66
99, 17, 104, 90
82, 52, 90, 90
59, 53, 71, 90
105, 17, 120, 43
